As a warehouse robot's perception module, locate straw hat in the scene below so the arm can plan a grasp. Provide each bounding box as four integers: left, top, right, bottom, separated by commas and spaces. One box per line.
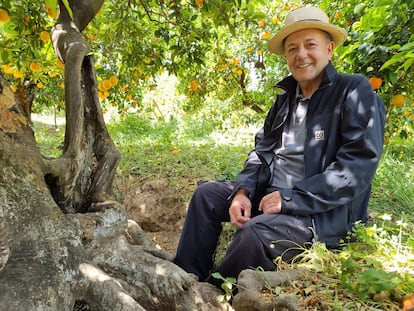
268, 7, 348, 55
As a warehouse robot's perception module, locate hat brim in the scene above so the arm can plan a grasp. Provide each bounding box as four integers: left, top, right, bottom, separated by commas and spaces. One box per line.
268, 21, 348, 55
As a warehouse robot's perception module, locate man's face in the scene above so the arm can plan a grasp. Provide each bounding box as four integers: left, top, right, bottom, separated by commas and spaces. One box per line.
284, 28, 334, 91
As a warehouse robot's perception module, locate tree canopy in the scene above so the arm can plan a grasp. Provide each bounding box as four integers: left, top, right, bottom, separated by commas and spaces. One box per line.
0, 0, 413, 139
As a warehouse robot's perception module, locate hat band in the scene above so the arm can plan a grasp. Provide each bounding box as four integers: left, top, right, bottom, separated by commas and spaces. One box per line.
294, 18, 324, 23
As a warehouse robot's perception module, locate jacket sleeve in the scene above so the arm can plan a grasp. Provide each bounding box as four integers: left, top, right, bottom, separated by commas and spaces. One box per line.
229, 98, 281, 200
229, 92, 288, 201
229, 129, 265, 200
280, 76, 386, 215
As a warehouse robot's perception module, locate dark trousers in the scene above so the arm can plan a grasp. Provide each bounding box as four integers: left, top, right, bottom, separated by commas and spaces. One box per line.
173, 181, 313, 287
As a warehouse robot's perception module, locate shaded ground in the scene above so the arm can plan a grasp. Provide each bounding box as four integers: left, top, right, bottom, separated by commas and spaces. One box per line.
115, 175, 196, 256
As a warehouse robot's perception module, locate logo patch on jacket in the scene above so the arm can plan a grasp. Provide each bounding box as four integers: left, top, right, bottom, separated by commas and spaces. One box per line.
314, 130, 325, 141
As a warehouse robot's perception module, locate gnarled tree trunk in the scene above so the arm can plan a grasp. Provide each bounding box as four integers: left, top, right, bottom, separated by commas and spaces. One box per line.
47, 0, 119, 214
0, 1, 228, 310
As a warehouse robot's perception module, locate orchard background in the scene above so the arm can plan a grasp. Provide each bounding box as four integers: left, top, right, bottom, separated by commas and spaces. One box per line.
0, 0, 413, 140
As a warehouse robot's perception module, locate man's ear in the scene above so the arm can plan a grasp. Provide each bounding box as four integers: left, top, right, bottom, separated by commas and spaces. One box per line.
328, 41, 335, 59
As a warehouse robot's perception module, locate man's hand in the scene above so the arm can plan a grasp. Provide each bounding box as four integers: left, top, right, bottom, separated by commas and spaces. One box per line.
259, 191, 282, 214
229, 189, 251, 228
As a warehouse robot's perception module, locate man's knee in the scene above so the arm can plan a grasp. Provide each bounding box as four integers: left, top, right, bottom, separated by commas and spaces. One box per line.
237, 215, 313, 260
194, 180, 219, 196
193, 180, 233, 206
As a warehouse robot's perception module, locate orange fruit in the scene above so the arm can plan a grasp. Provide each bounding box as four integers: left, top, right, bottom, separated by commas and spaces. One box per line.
230, 58, 240, 65
2, 64, 13, 74
87, 33, 97, 40
261, 31, 271, 40
30, 62, 42, 72
259, 19, 266, 27
189, 80, 198, 91
171, 149, 179, 156
36, 82, 44, 89
195, 0, 203, 5
369, 76, 382, 90
40, 31, 50, 43
402, 294, 414, 311
0, 9, 10, 23
103, 80, 112, 90
109, 76, 119, 85
56, 59, 64, 68
271, 17, 280, 23
99, 80, 112, 91
391, 94, 405, 107
13, 71, 23, 78
47, 6, 58, 19
98, 82, 105, 91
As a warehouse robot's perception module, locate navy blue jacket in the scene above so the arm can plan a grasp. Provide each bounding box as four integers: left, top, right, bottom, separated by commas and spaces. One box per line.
233, 62, 386, 246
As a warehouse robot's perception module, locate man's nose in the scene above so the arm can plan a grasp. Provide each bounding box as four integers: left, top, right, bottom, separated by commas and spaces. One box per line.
296, 46, 307, 58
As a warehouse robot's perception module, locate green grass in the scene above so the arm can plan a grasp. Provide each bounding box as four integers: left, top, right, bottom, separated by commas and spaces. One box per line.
107, 114, 255, 183
371, 140, 414, 216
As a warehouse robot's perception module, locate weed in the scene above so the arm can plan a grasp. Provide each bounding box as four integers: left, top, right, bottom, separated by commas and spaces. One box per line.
211, 272, 237, 303
270, 218, 414, 310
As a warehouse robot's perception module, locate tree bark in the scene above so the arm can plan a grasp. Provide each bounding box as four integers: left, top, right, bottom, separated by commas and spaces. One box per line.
0, 1, 229, 309
46, 0, 119, 213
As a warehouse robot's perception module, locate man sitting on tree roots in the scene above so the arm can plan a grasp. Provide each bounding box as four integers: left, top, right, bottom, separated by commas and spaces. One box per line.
174, 6, 386, 289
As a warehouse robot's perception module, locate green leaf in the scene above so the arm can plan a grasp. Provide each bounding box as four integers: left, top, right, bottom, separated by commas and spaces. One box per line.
222, 282, 232, 291
44, 0, 57, 10
380, 55, 404, 70
1, 21, 17, 35
400, 41, 414, 52
211, 272, 223, 280
354, 3, 366, 15
402, 58, 414, 71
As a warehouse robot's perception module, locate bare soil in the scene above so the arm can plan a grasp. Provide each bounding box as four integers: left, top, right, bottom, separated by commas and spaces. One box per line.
115, 175, 197, 256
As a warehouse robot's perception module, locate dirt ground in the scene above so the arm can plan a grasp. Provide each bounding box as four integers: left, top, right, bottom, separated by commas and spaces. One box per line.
115, 175, 198, 255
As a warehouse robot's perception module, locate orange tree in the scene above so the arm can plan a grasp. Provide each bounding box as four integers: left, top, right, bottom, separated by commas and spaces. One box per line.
0, 1, 65, 117
0, 0, 323, 125
1, 0, 413, 136
328, 0, 414, 140
0, 0, 288, 122
84, 0, 300, 122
